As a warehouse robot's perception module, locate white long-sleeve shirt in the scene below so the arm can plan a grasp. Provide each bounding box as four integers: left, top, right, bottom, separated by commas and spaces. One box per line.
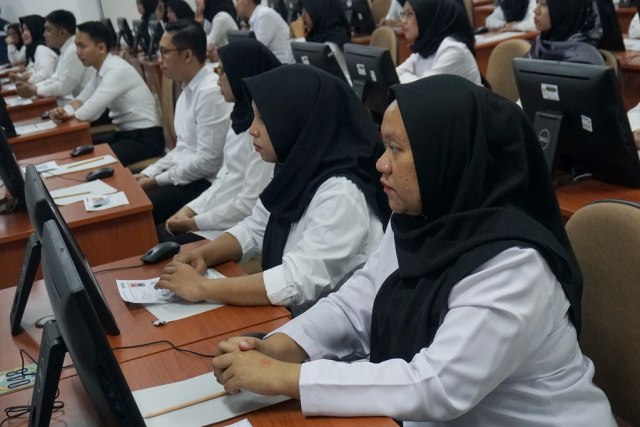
385, 0, 403, 21
396, 37, 481, 85
628, 102, 640, 131
275, 227, 616, 426
7, 44, 25, 66
485, 0, 536, 32
206, 11, 239, 48
35, 36, 94, 99
141, 65, 231, 186
248, 4, 293, 64
68, 54, 160, 131
630, 13, 640, 39
188, 128, 274, 240
226, 176, 384, 315
25, 45, 58, 84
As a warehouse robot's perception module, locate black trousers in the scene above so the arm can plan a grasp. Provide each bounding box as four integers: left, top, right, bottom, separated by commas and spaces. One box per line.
92, 126, 165, 166
147, 178, 211, 225
156, 223, 207, 244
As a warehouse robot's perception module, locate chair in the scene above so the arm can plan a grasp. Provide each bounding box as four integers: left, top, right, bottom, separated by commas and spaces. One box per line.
486, 38, 531, 102
463, 0, 474, 28
565, 200, 640, 427
369, 26, 398, 66
370, 0, 392, 25
600, 49, 620, 77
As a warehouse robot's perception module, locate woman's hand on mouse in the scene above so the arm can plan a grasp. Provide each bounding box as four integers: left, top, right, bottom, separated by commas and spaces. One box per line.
156, 261, 208, 302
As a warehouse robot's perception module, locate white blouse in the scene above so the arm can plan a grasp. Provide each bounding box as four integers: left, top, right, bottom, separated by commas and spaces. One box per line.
628, 102, 640, 131
36, 36, 94, 99
485, 0, 537, 32
630, 13, 640, 39
385, 0, 403, 21
396, 37, 481, 85
26, 45, 58, 84
206, 11, 239, 48
248, 4, 293, 64
226, 176, 384, 315
187, 129, 274, 240
7, 44, 26, 66
275, 227, 617, 426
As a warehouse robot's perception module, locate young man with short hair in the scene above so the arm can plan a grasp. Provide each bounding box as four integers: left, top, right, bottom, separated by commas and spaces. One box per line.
235, 0, 292, 63
16, 10, 93, 100
49, 21, 164, 166
134, 19, 232, 224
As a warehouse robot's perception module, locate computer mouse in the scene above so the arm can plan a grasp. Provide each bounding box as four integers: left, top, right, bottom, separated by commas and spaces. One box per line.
140, 241, 181, 264
70, 144, 95, 157
474, 26, 489, 35
85, 167, 115, 182
41, 111, 50, 120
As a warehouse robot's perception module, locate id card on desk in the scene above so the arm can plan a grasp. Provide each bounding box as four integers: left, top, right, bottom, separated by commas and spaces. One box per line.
0, 363, 37, 397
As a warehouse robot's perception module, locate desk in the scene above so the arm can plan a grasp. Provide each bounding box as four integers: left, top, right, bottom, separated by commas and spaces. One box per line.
0, 246, 395, 426
8, 118, 92, 160
5, 95, 57, 122
616, 50, 640, 110
0, 144, 157, 289
617, 6, 636, 34
474, 4, 494, 28
475, 31, 538, 76
555, 178, 640, 219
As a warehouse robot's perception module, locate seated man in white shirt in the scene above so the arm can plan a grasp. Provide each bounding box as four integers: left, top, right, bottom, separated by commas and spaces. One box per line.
15, 10, 94, 101
235, 0, 292, 63
133, 20, 232, 225
49, 21, 164, 167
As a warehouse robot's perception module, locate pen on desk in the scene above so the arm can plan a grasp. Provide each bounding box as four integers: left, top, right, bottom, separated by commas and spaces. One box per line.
66, 155, 106, 168
143, 390, 230, 418
52, 191, 91, 200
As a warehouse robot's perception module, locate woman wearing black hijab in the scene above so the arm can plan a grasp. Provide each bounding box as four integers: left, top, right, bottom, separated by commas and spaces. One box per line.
157, 65, 388, 315
196, 0, 238, 57
15, 15, 57, 84
300, 0, 351, 48
166, 0, 195, 21
210, 75, 617, 426
529, 0, 605, 64
160, 39, 280, 244
6, 23, 26, 66
396, 0, 481, 85
485, 0, 536, 32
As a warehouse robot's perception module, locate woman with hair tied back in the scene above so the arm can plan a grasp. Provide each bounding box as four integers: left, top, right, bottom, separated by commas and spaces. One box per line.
485, 0, 536, 32
210, 74, 617, 427
395, 0, 481, 85
195, 0, 239, 61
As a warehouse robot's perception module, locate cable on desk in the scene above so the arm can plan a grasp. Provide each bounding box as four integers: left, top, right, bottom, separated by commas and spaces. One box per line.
92, 262, 146, 275
112, 339, 216, 358
0, 349, 64, 427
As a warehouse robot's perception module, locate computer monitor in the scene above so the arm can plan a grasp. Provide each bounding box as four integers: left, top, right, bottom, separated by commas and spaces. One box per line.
117, 17, 135, 49
343, 43, 399, 119
146, 20, 163, 58
101, 18, 118, 49
9, 164, 120, 336
0, 96, 17, 137
227, 29, 256, 43
132, 19, 150, 54
513, 57, 640, 186
29, 220, 144, 427
291, 41, 349, 83
344, 0, 375, 35
0, 128, 24, 213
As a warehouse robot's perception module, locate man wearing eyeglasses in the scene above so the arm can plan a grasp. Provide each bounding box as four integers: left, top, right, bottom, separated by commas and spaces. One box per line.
48, 21, 165, 167
133, 19, 232, 225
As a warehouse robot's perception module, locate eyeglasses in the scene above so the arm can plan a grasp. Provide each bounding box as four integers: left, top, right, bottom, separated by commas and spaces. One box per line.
159, 47, 187, 57
399, 10, 415, 20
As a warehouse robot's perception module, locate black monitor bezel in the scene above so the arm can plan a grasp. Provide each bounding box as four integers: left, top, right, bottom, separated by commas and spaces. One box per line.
291, 41, 349, 83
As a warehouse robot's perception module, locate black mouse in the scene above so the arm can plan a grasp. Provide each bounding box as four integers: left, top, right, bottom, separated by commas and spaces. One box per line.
474, 26, 489, 35
41, 111, 50, 120
70, 144, 95, 157
85, 167, 115, 182
140, 241, 181, 264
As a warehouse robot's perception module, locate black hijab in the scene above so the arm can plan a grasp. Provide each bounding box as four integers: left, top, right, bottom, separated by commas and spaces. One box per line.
8, 23, 24, 52
218, 39, 281, 135
139, 0, 159, 22
369, 75, 583, 364
300, 0, 351, 48
408, 0, 476, 58
497, 0, 528, 23
19, 15, 46, 66
167, 0, 195, 20
204, 0, 238, 23
242, 64, 391, 270
540, 0, 602, 44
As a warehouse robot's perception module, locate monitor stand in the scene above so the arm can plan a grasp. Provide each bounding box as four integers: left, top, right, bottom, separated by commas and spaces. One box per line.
0, 194, 19, 213
29, 320, 66, 427
10, 233, 42, 336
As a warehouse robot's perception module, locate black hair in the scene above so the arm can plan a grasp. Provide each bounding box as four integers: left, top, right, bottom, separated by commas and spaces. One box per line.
138, 0, 160, 21
45, 10, 77, 35
167, 0, 195, 21
77, 21, 113, 51
165, 19, 207, 63
7, 23, 23, 50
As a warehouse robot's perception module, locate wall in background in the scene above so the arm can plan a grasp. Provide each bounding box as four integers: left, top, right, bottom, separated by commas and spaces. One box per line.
2, 0, 102, 23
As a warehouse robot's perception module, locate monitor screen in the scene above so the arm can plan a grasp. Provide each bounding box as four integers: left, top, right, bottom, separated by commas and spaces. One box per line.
514, 57, 640, 186
36, 220, 144, 426
146, 20, 164, 58
23, 164, 120, 334
0, 128, 24, 213
226, 29, 256, 44
291, 41, 349, 83
343, 43, 399, 118
117, 17, 135, 48
101, 18, 118, 49
132, 19, 150, 54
